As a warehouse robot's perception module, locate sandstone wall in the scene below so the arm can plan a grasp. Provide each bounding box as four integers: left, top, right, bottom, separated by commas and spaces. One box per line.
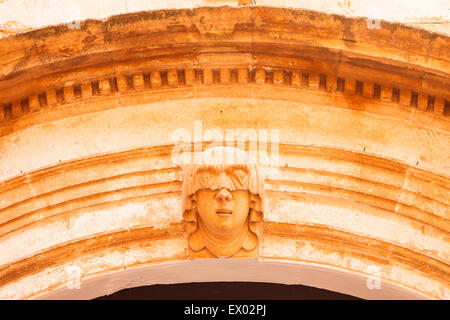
0, 6, 448, 299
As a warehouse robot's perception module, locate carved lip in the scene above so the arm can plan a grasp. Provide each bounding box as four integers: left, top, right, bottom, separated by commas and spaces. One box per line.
215, 209, 232, 216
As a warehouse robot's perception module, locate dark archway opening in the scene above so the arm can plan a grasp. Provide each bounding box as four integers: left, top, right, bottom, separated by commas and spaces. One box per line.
95, 282, 361, 300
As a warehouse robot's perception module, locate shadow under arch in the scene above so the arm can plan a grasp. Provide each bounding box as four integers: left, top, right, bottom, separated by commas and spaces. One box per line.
35, 259, 429, 300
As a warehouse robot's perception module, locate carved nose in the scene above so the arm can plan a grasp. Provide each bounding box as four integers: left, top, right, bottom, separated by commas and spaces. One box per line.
215, 188, 232, 201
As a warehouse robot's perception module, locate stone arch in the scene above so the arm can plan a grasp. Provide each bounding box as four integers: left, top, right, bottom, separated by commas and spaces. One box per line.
0, 6, 448, 299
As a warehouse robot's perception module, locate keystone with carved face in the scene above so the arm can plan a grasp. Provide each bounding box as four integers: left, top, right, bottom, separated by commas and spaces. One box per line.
183, 147, 263, 258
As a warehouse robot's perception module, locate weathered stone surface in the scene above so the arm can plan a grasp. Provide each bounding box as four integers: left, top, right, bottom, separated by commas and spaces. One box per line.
183, 147, 263, 258
0, 6, 448, 300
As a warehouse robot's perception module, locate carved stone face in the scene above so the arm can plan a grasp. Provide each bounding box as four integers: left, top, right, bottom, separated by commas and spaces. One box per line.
183, 146, 263, 257
195, 188, 250, 239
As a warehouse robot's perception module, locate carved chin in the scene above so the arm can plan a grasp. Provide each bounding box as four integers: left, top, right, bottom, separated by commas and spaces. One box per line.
189, 219, 258, 257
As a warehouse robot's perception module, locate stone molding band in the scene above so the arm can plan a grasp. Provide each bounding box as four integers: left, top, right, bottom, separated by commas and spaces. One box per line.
0, 6, 449, 129
1, 64, 449, 126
